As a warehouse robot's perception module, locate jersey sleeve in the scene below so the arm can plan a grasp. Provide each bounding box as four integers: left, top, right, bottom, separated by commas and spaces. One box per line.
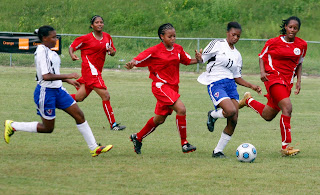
179, 49, 192, 65
134, 47, 154, 67
258, 39, 273, 59
70, 35, 87, 51
298, 41, 308, 64
201, 39, 220, 63
36, 46, 50, 75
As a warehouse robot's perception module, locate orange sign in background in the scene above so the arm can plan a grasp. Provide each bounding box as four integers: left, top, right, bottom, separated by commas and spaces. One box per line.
19, 38, 29, 50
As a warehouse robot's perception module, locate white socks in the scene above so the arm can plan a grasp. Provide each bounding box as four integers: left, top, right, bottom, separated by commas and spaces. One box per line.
77, 121, 98, 151
214, 132, 231, 153
210, 109, 225, 118
11, 122, 38, 133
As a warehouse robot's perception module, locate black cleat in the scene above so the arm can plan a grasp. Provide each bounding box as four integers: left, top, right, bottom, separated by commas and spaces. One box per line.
130, 134, 142, 154
212, 150, 227, 158
111, 122, 126, 131
207, 110, 218, 132
182, 143, 196, 153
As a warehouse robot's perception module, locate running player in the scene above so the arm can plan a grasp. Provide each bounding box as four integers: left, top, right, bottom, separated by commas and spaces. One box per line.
197, 22, 261, 158
125, 23, 202, 154
4, 25, 113, 157
69, 15, 125, 131
239, 16, 307, 156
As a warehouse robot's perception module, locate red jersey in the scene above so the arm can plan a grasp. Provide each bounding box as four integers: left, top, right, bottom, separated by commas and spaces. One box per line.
134, 43, 192, 85
70, 32, 116, 77
259, 35, 307, 84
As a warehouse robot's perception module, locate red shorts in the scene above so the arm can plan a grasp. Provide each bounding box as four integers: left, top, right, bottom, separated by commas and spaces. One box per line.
152, 82, 180, 116
77, 75, 107, 95
264, 81, 292, 111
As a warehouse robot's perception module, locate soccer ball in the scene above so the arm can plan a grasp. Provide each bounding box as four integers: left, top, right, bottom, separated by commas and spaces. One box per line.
236, 143, 257, 163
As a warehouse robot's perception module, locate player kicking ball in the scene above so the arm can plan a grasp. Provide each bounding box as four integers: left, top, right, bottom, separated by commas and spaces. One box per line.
4, 25, 112, 157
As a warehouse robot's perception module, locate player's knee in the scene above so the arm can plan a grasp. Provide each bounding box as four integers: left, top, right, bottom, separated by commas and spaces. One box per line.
224, 108, 237, 118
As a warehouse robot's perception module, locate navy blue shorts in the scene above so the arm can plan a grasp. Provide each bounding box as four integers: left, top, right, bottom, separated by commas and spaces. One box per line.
34, 85, 75, 120
207, 78, 239, 109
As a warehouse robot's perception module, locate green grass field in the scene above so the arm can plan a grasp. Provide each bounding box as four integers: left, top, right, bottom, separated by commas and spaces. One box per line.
0, 67, 319, 194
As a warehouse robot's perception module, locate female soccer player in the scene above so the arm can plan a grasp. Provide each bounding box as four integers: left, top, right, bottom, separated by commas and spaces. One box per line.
238, 16, 307, 156
197, 22, 261, 158
125, 23, 202, 154
69, 15, 125, 131
4, 25, 113, 157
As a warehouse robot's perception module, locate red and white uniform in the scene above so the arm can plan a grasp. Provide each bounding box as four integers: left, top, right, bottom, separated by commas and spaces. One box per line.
134, 42, 192, 115
70, 32, 116, 91
259, 35, 307, 89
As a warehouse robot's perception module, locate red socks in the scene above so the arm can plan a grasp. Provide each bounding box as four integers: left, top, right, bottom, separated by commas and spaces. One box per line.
247, 98, 265, 116
280, 114, 292, 149
176, 115, 188, 146
136, 117, 157, 141
102, 100, 116, 127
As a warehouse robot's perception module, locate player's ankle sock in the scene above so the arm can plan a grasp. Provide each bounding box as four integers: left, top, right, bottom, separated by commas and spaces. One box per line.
176, 115, 187, 145
136, 117, 157, 141
11, 122, 38, 133
210, 109, 225, 118
280, 114, 292, 149
102, 100, 116, 127
247, 98, 265, 116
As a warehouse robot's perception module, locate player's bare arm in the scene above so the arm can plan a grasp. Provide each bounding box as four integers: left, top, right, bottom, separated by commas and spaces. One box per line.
294, 63, 302, 95
234, 77, 262, 94
68, 47, 79, 61
43, 72, 79, 81
259, 58, 269, 82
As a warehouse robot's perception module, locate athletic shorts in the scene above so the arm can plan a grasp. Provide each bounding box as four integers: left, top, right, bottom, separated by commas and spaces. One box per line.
34, 84, 76, 120
264, 83, 292, 111
77, 75, 107, 95
207, 78, 239, 109
152, 82, 180, 116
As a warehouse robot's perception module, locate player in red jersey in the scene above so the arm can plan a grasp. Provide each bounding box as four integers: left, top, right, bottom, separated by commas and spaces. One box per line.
125, 23, 202, 154
239, 16, 308, 156
69, 15, 125, 131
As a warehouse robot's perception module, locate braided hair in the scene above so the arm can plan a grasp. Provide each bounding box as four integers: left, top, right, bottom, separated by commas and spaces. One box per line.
158, 23, 174, 40
90, 15, 104, 28
34, 25, 55, 41
280, 16, 301, 35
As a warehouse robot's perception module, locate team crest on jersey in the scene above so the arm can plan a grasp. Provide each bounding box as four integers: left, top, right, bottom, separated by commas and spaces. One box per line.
214, 92, 219, 98
293, 48, 301, 55
46, 109, 53, 115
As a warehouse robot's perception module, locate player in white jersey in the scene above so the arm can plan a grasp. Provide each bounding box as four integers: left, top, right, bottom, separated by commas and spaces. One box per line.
197, 22, 261, 158
4, 25, 113, 157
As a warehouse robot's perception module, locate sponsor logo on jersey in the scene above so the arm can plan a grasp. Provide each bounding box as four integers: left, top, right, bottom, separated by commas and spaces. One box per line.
214, 92, 219, 98
293, 48, 301, 55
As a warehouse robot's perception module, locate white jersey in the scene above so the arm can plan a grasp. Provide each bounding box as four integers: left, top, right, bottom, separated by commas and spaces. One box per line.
34, 44, 62, 88
197, 39, 242, 85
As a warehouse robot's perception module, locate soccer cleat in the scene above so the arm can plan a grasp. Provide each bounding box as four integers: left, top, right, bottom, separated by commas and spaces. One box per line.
130, 134, 142, 154
238, 92, 252, 109
207, 110, 218, 132
90, 144, 113, 157
4, 120, 15, 144
212, 151, 227, 158
281, 146, 300, 157
182, 143, 196, 153
111, 122, 126, 131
